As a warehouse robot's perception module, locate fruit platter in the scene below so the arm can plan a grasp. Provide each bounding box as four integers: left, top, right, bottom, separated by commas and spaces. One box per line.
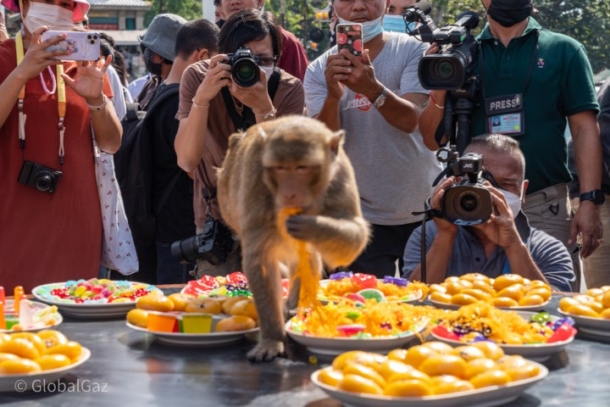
428, 273, 551, 311
557, 288, 610, 337
311, 341, 548, 407
318, 272, 426, 304
1, 299, 62, 333
0, 330, 91, 392
429, 302, 576, 361
182, 271, 290, 299
32, 279, 162, 318
125, 292, 259, 346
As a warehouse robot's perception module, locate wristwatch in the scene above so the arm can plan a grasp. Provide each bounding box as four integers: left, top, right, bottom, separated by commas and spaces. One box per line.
579, 189, 606, 206
372, 87, 388, 109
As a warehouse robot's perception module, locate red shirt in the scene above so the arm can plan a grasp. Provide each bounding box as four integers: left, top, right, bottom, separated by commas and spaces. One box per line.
278, 27, 308, 82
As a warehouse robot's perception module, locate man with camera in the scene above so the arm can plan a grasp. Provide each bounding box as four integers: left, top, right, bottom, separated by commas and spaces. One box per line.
418, 0, 602, 291
174, 10, 304, 277
304, 0, 441, 278
403, 134, 574, 292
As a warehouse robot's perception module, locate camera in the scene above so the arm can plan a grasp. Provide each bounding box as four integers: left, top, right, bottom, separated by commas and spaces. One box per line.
226, 48, 261, 88
18, 160, 62, 194
441, 153, 493, 226
171, 217, 235, 265
406, 7, 480, 91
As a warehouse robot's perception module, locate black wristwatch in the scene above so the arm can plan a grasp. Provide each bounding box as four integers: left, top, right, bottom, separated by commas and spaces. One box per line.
579, 189, 605, 206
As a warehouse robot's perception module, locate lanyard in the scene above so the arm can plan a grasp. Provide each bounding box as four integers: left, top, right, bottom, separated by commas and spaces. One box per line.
480, 30, 540, 101
15, 32, 67, 165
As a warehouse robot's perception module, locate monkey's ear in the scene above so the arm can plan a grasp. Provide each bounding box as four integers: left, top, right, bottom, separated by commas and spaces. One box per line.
328, 130, 345, 156
228, 132, 244, 150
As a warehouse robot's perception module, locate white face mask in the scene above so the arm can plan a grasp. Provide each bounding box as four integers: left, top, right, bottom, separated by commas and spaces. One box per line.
23, 2, 77, 33
337, 15, 384, 43
260, 65, 275, 81
499, 188, 522, 218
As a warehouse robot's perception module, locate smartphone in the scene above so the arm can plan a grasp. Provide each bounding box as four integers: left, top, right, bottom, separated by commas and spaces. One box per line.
336, 23, 363, 57
41, 31, 101, 61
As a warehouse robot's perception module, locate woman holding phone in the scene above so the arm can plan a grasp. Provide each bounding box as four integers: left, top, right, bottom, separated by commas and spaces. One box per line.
0, 0, 121, 291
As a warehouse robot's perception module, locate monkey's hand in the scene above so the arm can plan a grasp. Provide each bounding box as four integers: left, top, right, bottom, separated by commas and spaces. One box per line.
285, 215, 321, 242
247, 339, 286, 363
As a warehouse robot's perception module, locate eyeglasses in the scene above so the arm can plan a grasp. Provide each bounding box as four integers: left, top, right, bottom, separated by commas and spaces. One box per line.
257, 55, 277, 67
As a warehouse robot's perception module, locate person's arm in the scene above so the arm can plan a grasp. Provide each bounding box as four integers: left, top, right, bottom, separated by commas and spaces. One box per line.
598, 81, 610, 175
419, 89, 447, 150
528, 230, 575, 292
306, 52, 348, 131
569, 110, 602, 258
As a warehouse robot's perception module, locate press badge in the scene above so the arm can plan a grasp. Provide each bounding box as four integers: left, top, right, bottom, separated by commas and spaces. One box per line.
484, 93, 525, 136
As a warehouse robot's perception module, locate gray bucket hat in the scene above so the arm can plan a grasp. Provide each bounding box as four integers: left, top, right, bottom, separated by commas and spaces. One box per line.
139, 13, 187, 62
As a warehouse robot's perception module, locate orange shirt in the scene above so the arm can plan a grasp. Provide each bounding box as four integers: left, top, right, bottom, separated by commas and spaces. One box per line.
0, 39, 112, 292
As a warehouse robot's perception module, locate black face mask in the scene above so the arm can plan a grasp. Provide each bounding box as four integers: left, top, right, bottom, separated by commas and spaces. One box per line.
487, 0, 532, 27
143, 47, 163, 77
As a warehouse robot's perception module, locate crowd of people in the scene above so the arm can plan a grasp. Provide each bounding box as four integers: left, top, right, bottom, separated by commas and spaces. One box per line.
1, 0, 608, 294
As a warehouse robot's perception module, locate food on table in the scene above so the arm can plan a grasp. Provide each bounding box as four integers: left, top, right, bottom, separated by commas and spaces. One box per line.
318, 272, 428, 303
182, 272, 290, 299
34, 279, 158, 304
429, 273, 552, 307
432, 302, 576, 345
559, 287, 610, 319
1, 299, 61, 332
317, 341, 541, 396
0, 330, 84, 374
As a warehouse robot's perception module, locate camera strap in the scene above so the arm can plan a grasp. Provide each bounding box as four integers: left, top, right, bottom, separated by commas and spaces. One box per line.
15, 31, 67, 167
221, 68, 281, 132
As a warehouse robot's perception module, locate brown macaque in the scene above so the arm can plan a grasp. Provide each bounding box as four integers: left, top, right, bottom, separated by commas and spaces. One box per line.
217, 116, 370, 362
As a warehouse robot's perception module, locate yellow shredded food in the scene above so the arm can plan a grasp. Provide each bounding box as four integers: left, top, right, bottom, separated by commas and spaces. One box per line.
320, 278, 429, 302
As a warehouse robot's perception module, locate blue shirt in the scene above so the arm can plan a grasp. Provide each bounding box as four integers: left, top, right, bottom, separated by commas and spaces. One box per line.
402, 213, 575, 292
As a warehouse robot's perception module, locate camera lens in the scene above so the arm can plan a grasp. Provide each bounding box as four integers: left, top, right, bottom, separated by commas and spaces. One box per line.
170, 235, 201, 264
87, 35, 92, 40
232, 59, 259, 87
460, 193, 479, 212
435, 60, 456, 80
35, 172, 53, 192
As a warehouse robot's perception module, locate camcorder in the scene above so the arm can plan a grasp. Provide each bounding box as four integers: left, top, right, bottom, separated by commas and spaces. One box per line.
171, 217, 235, 265
439, 153, 493, 226
225, 48, 261, 88
18, 160, 62, 194
405, 1, 480, 92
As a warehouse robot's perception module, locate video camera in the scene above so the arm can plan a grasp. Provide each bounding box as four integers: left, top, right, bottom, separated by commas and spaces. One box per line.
171, 217, 235, 265
404, 1, 480, 92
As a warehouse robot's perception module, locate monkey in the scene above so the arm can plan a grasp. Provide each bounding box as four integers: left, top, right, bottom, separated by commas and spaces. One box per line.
217, 115, 370, 362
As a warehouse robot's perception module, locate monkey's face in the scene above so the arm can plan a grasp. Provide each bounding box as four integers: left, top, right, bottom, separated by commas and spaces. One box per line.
263, 160, 330, 211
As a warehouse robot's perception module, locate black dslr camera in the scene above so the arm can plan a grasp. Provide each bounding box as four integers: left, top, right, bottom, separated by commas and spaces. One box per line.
441, 153, 493, 226
18, 160, 62, 194
171, 217, 235, 265
405, 5, 480, 91
226, 48, 260, 88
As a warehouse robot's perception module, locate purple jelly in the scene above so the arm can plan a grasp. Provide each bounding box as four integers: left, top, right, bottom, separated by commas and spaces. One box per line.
330, 271, 353, 280
383, 276, 408, 287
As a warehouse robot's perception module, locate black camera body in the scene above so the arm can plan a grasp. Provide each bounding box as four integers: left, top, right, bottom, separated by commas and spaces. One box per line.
441, 153, 493, 226
17, 160, 62, 194
226, 48, 260, 88
171, 217, 234, 265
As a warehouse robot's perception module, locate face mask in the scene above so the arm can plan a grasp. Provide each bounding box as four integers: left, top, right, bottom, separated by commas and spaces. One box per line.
143, 47, 163, 77
382, 15, 415, 33
499, 188, 522, 218
487, 0, 532, 28
260, 65, 275, 81
338, 15, 384, 43
23, 2, 77, 33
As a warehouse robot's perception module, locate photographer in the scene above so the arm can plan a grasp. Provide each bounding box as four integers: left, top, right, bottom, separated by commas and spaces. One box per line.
174, 9, 304, 277
418, 0, 601, 291
403, 134, 574, 292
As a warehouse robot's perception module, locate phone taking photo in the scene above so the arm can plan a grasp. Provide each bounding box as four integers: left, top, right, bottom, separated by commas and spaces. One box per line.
41, 31, 102, 61
336, 23, 363, 57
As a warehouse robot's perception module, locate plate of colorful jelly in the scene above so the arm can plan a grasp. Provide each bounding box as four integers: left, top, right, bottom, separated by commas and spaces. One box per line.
430, 310, 576, 362
1, 299, 62, 333
317, 273, 425, 305
181, 272, 290, 299
32, 279, 162, 318
125, 312, 259, 346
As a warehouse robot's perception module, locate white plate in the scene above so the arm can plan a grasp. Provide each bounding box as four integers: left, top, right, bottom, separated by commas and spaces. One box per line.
557, 308, 610, 337
311, 362, 548, 407
285, 319, 427, 356
1, 300, 63, 333
0, 347, 91, 392
126, 321, 259, 346
32, 282, 162, 318
429, 298, 551, 312
318, 280, 423, 304
430, 311, 573, 362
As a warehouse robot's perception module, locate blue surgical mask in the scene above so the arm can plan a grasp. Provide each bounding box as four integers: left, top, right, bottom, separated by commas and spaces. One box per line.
382, 14, 415, 33
338, 15, 384, 43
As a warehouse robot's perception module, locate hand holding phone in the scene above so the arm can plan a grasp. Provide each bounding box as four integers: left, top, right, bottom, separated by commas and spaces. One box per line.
336, 23, 363, 57
41, 31, 101, 61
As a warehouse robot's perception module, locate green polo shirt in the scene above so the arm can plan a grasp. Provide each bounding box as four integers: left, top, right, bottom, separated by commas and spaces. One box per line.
470, 18, 599, 193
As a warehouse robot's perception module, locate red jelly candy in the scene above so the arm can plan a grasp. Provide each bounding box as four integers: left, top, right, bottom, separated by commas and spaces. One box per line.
547, 323, 577, 343
226, 272, 247, 285
432, 325, 461, 341
351, 273, 377, 290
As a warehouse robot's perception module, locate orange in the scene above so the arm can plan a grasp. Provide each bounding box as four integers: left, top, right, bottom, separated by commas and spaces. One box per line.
471, 341, 504, 360
465, 358, 497, 379
37, 330, 68, 349
378, 359, 413, 381
444, 281, 466, 296
518, 295, 545, 306
387, 349, 408, 363
493, 274, 524, 291
450, 293, 478, 306
559, 297, 581, 312
167, 293, 195, 312
421, 342, 454, 355
215, 315, 256, 332
184, 298, 222, 314
221, 296, 250, 314
460, 273, 490, 284
472, 280, 496, 296
343, 364, 386, 389
496, 284, 525, 302
386, 368, 431, 384
35, 354, 72, 371
337, 374, 383, 395
229, 299, 258, 321
0, 338, 40, 360
403, 345, 438, 369
432, 376, 475, 394
451, 346, 486, 361
601, 291, 610, 309
573, 294, 596, 304
0, 353, 20, 363
567, 304, 600, 318
492, 297, 519, 308
524, 287, 551, 301
504, 363, 540, 381
460, 289, 493, 302
45, 341, 83, 361
587, 301, 604, 314
317, 368, 343, 387
0, 334, 10, 346
332, 351, 376, 371
601, 309, 610, 319
0, 358, 42, 374
469, 370, 511, 388
429, 284, 447, 294
127, 309, 149, 328
418, 355, 468, 379
384, 379, 433, 397
136, 294, 175, 312
7, 333, 46, 355
586, 288, 605, 298
496, 355, 527, 370
429, 291, 452, 304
